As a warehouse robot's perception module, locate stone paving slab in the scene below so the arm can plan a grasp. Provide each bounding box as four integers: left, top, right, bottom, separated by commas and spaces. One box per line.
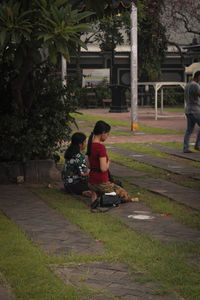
0, 284, 12, 300
129, 177, 200, 210
109, 202, 200, 244
150, 144, 200, 162
109, 146, 200, 180
110, 162, 200, 211
0, 185, 105, 256
109, 161, 146, 178
54, 262, 175, 300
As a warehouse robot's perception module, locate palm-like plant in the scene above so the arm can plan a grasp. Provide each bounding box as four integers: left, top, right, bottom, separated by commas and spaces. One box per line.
0, 0, 94, 111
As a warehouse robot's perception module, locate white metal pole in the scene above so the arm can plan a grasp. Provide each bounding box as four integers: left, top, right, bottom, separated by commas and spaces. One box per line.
130, 2, 138, 131
161, 87, 164, 114
155, 86, 158, 120
61, 55, 67, 87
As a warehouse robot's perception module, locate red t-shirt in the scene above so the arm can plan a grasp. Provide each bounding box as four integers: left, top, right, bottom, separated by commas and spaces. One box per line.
88, 143, 109, 184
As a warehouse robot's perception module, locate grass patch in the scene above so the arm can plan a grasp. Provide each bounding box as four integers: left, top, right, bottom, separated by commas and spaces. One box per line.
32, 187, 200, 300
156, 142, 183, 149
112, 143, 171, 159
154, 143, 200, 169
108, 150, 167, 177
109, 150, 200, 192
71, 113, 183, 135
164, 107, 184, 113
0, 212, 84, 300
72, 122, 134, 137
110, 129, 133, 136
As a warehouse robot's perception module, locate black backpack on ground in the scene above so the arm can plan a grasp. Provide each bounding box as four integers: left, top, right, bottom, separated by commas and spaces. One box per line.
90, 194, 121, 212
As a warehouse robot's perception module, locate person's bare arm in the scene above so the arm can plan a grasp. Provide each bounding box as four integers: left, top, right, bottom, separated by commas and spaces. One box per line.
99, 157, 110, 173
87, 157, 90, 169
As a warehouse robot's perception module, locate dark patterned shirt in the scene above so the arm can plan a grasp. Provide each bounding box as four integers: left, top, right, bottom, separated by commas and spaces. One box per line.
62, 153, 88, 186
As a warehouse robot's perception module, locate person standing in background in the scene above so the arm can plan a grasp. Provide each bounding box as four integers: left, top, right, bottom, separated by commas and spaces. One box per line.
183, 71, 200, 153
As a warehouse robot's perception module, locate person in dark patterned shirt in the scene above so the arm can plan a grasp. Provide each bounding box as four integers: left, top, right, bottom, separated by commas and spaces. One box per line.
62, 132, 92, 196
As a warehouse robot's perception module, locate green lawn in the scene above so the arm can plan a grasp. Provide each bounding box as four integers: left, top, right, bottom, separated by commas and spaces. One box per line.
1, 182, 200, 300
71, 113, 183, 134
2, 110, 199, 299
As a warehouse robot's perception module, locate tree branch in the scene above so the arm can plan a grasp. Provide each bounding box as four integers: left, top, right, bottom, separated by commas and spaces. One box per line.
167, 40, 185, 67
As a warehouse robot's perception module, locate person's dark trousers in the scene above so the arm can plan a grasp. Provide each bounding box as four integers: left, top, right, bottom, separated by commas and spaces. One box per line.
183, 113, 200, 151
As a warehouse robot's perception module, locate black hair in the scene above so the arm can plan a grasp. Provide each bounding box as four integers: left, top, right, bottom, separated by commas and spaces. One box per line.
86, 120, 111, 156
193, 71, 200, 79
64, 132, 86, 160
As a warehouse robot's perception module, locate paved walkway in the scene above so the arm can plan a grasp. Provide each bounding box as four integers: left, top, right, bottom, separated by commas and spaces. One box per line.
108, 162, 200, 243
1, 108, 200, 299
0, 185, 104, 256
109, 162, 200, 211
109, 146, 200, 180
77, 108, 200, 145
0, 184, 178, 300
150, 144, 200, 162
0, 284, 11, 300
54, 261, 174, 300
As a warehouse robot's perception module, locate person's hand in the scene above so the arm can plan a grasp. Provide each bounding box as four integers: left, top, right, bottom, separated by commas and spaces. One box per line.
81, 169, 90, 177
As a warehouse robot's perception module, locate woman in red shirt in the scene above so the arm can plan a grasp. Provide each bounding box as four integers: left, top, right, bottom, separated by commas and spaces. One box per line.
86, 120, 138, 206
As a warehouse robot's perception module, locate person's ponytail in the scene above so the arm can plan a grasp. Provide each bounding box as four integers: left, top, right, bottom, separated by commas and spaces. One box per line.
86, 120, 111, 156
86, 131, 93, 156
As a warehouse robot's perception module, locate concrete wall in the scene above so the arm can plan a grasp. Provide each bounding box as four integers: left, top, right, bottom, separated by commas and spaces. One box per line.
0, 160, 61, 184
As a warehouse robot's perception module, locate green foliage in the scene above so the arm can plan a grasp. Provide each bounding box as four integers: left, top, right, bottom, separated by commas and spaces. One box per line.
0, 0, 94, 162
0, 212, 82, 300
74, 86, 90, 108
94, 84, 111, 105
138, 0, 167, 81
161, 87, 184, 106
94, 14, 124, 51
38, 2, 94, 63
108, 2, 167, 82
0, 65, 76, 162
0, 0, 93, 112
88, 2, 167, 82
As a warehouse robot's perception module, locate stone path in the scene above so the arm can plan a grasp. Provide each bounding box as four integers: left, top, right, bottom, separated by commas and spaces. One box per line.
1, 109, 199, 299
0, 185, 104, 256
107, 162, 200, 244
109, 201, 200, 244
129, 177, 200, 210
110, 161, 200, 210
0, 284, 12, 300
0, 184, 178, 300
150, 144, 200, 162
109, 146, 200, 180
54, 261, 175, 300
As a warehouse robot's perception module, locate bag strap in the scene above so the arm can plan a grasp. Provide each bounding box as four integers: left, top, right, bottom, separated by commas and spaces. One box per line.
90, 197, 120, 213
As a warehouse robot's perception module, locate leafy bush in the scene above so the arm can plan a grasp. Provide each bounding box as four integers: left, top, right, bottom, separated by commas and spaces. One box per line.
0, 66, 76, 162
95, 84, 111, 105
160, 87, 184, 106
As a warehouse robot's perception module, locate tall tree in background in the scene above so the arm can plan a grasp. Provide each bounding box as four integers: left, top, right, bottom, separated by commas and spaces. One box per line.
0, 0, 93, 113
83, 0, 167, 82
0, 0, 94, 161
162, 0, 200, 39
161, 0, 200, 64
138, 0, 167, 81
